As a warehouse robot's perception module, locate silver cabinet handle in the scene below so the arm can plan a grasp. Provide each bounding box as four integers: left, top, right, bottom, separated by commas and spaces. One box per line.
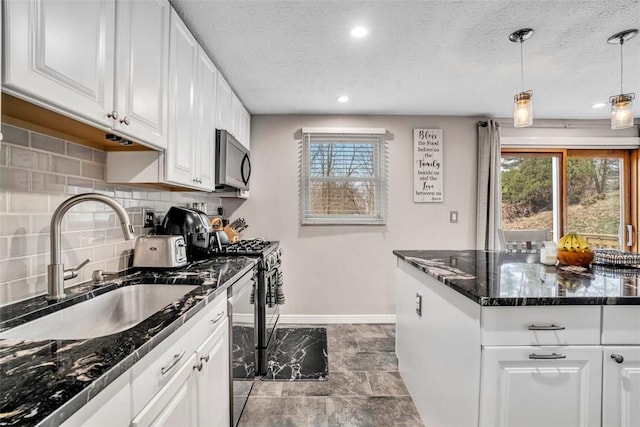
610, 354, 624, 364
210, 311, 225, 326
528, 324, 565, 331
193, 361, 203, 371
107, 111, 119, 120
161, 350, 185, 375
120, 116, 131, 126
626, 225, 633, 247
200, 354, 210, 363
529, 352, 566, 360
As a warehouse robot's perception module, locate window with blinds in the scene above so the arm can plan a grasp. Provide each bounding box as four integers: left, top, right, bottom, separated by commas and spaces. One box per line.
300, 129, 387, 225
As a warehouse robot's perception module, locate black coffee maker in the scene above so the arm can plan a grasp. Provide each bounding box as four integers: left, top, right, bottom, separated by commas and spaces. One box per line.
161, 206, 214, 260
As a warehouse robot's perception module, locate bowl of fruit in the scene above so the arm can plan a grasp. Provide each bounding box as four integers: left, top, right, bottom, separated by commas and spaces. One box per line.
557, 233, 594, 267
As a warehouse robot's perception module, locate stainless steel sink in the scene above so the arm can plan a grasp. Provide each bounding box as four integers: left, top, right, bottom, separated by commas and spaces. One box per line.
0, 284, 198, 340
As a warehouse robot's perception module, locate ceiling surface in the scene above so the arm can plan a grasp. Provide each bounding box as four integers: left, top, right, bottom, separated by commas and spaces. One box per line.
170, 0, 640, 120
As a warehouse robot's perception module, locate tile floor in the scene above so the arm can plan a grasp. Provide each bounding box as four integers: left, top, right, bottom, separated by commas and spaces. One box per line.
238, 324, 424, 427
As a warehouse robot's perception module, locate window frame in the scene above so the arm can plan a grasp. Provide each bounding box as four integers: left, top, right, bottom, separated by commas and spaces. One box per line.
300, 128, 387, 225
501, 147, 638, 251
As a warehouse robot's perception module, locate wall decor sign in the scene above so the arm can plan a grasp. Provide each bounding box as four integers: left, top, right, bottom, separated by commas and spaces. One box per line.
413, 128, 443, 202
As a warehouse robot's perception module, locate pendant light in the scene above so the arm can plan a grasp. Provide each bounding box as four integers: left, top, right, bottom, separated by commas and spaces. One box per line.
509, 28, 534, 127
607, 29, 638, 130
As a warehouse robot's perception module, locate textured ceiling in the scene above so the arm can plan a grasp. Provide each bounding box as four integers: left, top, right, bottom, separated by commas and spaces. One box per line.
170, 0, 640, 120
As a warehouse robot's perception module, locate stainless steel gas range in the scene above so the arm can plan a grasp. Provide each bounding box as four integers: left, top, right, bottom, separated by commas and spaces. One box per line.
215, 239, 282, 426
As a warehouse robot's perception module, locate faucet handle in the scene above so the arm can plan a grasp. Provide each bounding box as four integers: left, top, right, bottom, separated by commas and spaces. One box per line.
63, 258, 92, 281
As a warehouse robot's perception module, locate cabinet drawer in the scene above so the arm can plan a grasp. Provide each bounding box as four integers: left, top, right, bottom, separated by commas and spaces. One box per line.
482, 306, 600, 346
131, 293, 227, 414
602, 306, 640, 345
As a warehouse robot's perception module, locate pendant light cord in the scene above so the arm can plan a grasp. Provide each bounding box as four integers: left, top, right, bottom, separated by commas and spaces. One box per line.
520, 38, 525, 92
619, 39, 624, 94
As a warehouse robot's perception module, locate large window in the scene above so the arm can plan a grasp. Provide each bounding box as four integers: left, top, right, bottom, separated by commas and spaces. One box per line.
300, 129, 387, 225
501, 149, 636, 250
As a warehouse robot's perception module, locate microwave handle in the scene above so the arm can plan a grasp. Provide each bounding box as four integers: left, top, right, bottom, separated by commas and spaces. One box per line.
241, 153, 251, 186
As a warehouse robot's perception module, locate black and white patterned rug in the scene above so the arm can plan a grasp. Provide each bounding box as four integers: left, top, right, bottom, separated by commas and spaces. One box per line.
262, 327, 329, 381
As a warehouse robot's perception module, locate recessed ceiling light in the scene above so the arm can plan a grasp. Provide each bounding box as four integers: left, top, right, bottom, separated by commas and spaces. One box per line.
350, 27, 367, 38
337, 96, 349, 103
591, 102, 607, 109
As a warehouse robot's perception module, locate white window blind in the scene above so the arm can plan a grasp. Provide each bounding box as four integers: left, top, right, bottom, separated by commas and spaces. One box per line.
300, 129, 387, 225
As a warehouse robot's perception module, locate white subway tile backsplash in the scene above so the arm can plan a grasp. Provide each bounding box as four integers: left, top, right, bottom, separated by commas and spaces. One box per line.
51, 154, 81, 176
0, 277, 44, 307
1, 125, 29, 147
66, 142, 93, 161
0, 143, 8, 166
94, 244, 116, 261
32, 172, 66, 193
0, 124, 225, 304
8, 234, 47, 258
31, 214, 51, 234
0, 257, 30, 283
31, 132, 65, 154
10, 192, 49, 213
0, 214, 30, 236
81, 161, 104, 180
0, 237, 7, 259
0, 167, 30, 191
93, 150, 106, 164
9, 146, 50, 171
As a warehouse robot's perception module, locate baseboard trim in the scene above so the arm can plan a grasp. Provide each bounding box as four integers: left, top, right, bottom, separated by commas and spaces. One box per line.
278, 314, 396, 324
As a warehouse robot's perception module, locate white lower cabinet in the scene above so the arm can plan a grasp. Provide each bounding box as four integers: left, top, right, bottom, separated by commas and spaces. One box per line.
195, 318, 230, 427
395, 258, 639, 427
602, 346, 640, 427
480, 346, 602, 427
131, 353, 199, 427
61, 372, 131, 427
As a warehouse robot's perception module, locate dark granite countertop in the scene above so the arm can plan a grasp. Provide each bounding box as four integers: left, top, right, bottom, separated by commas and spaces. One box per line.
0, 256, 257, 427
394, 250, 639, 306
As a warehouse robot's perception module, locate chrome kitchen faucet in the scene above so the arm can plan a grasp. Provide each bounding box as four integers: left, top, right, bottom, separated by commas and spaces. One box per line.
48, 193, 135, 300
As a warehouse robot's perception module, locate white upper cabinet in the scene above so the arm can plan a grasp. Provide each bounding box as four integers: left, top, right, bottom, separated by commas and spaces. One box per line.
166, 8, 198, 187
240, 104, 251, 150
215, 74, 232, 133
194, 48, 218, 190
114, 0, 170, 149
4, 0, 116, 127
4, 0, 170, 149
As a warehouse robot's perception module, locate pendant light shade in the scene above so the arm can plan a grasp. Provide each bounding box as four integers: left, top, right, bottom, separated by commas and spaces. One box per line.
510, 28, 534, 128
514, 91, 533, 127
607, 29, 637, 130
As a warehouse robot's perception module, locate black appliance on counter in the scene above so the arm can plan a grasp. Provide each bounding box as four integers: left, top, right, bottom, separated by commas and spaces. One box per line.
219, 239, 281, 426
160, 206, 215, 261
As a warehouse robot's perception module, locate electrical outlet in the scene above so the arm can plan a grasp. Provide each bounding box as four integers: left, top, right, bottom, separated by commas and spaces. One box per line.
449, 211, 458, 223
142, 208, 155, 228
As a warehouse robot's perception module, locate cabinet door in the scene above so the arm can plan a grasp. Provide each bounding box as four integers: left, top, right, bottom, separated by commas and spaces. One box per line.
240, 105, 251, 150
195, 48, 218, 190
132, 353, 198, 427
602, 346, 640, 427
215, 74, 232, 132
3, 0, 115, 127
195, 318, 230, 427
480, 346, 602, 427
231, 92, 243, 141
166, 9, 198, 187
114, 0, 170, 149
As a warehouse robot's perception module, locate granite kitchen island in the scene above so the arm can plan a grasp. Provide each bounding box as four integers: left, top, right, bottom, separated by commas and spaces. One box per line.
393, 250, 639, 427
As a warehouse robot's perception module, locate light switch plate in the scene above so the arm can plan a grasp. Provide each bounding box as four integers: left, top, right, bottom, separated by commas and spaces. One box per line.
450, 211, 458, 223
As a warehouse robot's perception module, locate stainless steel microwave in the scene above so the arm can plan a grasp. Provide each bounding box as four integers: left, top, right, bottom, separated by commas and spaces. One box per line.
215, 129, 250, 191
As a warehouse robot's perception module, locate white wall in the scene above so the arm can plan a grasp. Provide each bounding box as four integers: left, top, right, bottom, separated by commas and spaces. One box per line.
223, 115, 479, 320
